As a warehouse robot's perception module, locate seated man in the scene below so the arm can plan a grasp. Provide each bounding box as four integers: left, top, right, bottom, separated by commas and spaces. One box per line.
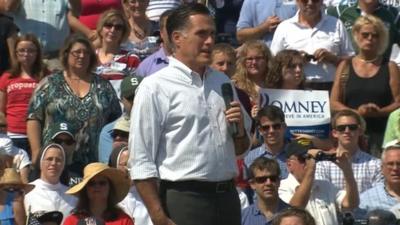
359, 142, 400, 211
242, 157, 290, 225
279, 142, 359, 225
315, 110, 383, 193
244, 105, 290, 179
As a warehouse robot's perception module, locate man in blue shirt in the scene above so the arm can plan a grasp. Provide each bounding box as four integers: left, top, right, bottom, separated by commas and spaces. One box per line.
242, 157, 290, 225
359, 142, 400, 211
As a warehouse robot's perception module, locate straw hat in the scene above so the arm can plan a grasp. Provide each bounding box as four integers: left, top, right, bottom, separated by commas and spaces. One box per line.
66, 163, 130, 203
0, 168, 34, 192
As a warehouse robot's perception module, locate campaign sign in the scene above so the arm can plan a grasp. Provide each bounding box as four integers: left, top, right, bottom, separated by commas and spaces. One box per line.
259, 89, 331, 138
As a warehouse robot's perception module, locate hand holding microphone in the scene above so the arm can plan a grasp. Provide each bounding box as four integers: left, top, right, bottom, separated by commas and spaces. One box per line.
222, 83, 244, 138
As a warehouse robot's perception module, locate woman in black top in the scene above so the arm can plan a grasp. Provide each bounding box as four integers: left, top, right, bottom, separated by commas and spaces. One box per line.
330, 15, 400, 156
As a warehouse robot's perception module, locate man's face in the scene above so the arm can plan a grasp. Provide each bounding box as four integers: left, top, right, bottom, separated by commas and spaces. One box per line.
382, 149, 400, 187
172, 14, 215, 70
250, 168, 280, 201
287, 155, 306, 180
296, 0, 322, 18
332, 116, 361, 149
258, 116, 286, 147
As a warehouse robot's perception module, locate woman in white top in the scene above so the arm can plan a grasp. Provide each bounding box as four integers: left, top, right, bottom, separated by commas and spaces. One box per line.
24, 143, 77, 222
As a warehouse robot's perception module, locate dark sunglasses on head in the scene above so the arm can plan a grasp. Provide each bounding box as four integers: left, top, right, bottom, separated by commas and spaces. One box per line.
335, 124, 359, 132
259, 123, 282, 132
53, 137, 75, 145
103, 22, 124, 31
253, 175, 279, 184
300, 0, 320, 3
87, 180, 108, 187
0, 123, 7, 128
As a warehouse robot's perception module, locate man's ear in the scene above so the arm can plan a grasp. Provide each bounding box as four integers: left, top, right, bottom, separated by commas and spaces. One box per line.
332, 129, 338, 139
249, 179, 256, 190
171, 31, 183, 49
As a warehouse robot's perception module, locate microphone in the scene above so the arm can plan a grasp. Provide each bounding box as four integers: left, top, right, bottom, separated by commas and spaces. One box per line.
221, 83, 238, 137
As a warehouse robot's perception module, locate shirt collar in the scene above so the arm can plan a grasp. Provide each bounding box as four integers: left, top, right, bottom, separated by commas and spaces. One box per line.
262, 143, 288, 158
168, 57, 211, 86
291, 10, 328, 28
154, 48, 169, 65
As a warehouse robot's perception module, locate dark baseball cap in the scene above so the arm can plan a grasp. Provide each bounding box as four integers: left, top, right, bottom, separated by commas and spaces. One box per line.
47, 122, 75, 140
120, 75, 143, 100
285, 142, 309, 159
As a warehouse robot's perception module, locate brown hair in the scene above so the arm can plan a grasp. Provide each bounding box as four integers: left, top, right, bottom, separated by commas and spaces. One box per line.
59, 34, 98, 74
9, 34, 46, 80
96, 9, 130, 44
272, 207, 316, 225
248, 157, 281, 179
232, 40, 272, 100
331, 109, 366, 132
266, 49, 305, 89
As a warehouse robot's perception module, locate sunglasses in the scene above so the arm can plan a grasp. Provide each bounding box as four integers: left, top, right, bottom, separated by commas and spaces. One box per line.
360, 32, 379, 39
259, 123, 282, 132
111, 130, 129, 139
103, 23, 124, 31
253, 175, 279, 184
335, 124, 359, 132
53, 137, 75, 145
87, 180, 108, 187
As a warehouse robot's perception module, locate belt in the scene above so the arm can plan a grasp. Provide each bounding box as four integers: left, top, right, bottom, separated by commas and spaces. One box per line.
160, 179, 235, 193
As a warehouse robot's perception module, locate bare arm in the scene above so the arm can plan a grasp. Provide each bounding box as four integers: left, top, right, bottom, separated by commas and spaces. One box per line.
0, 91, 6, 114
236, 16, 280, 44
376, 62, 400, 116
289, 156, 316, 208
13, 192, 26, 225
135, 179, 176, 225
6, 32, 17, 68
66, 0, 96, 41
26, 120, 42, 166
330, 60, 354, 112
0, 0, 20, 12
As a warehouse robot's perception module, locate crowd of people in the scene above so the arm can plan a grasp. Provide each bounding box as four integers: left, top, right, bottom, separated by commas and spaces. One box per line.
0, 0, 400, 225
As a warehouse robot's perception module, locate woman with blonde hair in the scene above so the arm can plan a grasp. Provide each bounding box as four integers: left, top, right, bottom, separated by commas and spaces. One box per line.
95, 9, 140, 98
331, 15, 400, 156
232, 40, 273, 104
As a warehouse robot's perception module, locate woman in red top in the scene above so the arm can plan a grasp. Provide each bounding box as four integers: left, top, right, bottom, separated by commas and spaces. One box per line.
64, 163, 133, 225
0, 34, 46, 155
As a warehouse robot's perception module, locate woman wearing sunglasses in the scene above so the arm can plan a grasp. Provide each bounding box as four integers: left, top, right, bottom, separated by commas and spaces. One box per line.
64, 163, 132, 225
95, 9, 140, 99
24, 144, 76, 223
331, 15, 400, 157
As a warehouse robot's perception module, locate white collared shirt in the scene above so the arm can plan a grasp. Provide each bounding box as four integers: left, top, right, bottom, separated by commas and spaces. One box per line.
129, 57, 250, 181
270, 11, 354, 82
279, 173, 346, 225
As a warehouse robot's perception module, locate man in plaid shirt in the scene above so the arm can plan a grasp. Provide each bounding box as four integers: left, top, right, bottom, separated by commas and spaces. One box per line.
315, 110, 383, 193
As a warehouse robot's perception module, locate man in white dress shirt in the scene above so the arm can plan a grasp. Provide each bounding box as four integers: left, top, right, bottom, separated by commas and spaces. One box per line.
129, 3, 250, 225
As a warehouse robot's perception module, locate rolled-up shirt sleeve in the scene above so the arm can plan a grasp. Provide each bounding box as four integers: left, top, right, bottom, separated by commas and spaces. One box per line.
128, 79, 167, 180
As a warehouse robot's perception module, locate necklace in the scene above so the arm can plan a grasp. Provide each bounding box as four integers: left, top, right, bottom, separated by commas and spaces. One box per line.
357, 55, 380, 63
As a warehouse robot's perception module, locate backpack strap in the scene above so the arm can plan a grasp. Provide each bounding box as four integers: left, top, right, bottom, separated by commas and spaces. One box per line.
339, 58, 351, 102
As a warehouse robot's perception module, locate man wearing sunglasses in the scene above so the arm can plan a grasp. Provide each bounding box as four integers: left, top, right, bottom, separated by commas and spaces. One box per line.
242, 157, 290, 225
315, 110, 383, 194
279, 142, 359, 225
270, 0, 354, 91
244, 105, 289, 179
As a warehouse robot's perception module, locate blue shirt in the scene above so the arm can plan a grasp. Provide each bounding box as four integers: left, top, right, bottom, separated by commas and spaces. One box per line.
359, 182, 398, 212
136, 47, 169, 77
98, 120, 116, 163
236, 0, 297, 46
242, 199, 290, 225
244, 143, 289, 179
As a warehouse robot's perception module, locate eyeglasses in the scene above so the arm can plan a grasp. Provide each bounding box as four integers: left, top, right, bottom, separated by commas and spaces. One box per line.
53, 137, 75, 146
70, 49, 90, 58
111, 130, 129, 139
335, 124, 359, 132
259, 123, 283, 132
88, 180, 108, 187
245, 56, 265, 63
360, 32, 379, 39
103, 22, 124, 31
253, 175, 279, 184
16, 48, 37, 55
